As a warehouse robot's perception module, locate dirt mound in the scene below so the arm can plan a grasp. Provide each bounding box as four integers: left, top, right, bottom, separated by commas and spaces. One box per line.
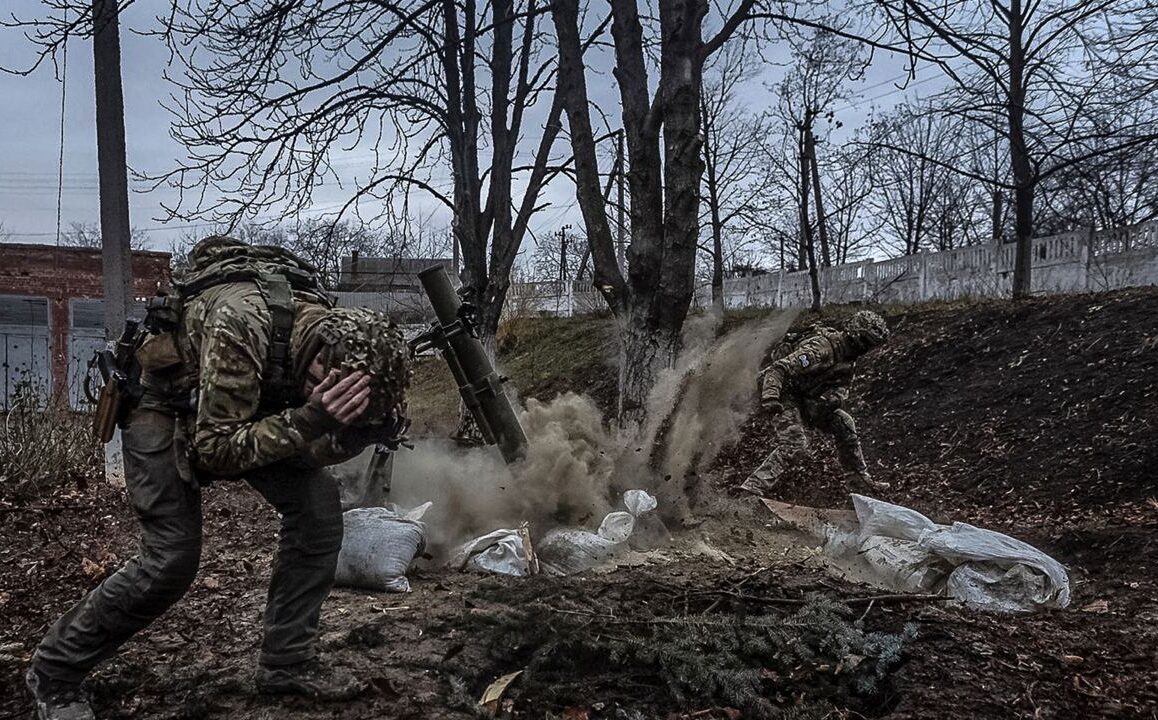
713, 288, 1158, 718
4, 289, 1157, 718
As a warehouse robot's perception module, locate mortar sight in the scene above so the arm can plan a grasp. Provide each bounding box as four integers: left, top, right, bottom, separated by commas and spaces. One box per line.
410, 265, 529, 464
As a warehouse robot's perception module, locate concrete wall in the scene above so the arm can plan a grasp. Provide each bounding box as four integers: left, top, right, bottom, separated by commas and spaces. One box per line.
695, 221, 1158, 311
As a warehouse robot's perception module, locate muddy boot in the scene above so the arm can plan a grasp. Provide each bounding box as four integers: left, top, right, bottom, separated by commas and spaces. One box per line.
845, 470, 890, 495
25, 667, 94, 720
254, 659, 365, 700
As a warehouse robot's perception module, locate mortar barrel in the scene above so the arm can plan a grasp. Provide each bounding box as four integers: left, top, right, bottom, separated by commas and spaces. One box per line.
418, 265, 528, 463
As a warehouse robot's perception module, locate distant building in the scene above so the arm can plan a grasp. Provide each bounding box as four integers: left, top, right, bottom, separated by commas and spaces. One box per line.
336, 254, 455, 293
0, 243, 170, 409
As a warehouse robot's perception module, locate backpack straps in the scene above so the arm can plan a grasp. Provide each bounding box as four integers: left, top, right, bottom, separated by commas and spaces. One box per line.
258, 272, 298, 409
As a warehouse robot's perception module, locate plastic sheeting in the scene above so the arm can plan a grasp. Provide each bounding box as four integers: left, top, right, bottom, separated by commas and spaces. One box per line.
451, 528, 536, 576
852, 495, 1070, 612
537, 490, 659, 575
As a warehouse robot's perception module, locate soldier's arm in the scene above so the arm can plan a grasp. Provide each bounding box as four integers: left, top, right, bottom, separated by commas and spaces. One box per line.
294, 426, 384, 468
191, 299, 342, 476
783, 335, 839, 374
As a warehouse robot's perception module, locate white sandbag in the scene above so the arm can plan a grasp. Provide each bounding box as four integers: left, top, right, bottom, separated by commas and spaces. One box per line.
850, 495, 1070, 612
538, 490, 658, 575
858, 536, 948, 594
537, 528, 622, 574
335, 503, 431, 593
452, 528, 533, 576
946, 563, 1054, 613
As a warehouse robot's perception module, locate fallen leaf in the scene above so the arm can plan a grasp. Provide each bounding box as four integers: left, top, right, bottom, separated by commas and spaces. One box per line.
1080, 599, 1109, 614
202, 576, 221, 590
81, 557, 103, 580
1062, 655, 1084, 665
479, 670, 523, 713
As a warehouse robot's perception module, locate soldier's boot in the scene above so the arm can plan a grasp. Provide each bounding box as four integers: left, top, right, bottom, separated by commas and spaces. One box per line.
255, 659, 366, 701
739, 453, 787, 496
25, 667, 94, 720
844, 469, 890, 494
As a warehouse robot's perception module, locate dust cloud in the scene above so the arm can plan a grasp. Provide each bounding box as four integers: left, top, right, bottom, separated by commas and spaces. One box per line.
387, 309, 796, 552
391, 392, 617, 555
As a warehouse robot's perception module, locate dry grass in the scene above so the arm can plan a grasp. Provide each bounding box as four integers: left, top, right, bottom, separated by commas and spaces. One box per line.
0, 387, 102, 502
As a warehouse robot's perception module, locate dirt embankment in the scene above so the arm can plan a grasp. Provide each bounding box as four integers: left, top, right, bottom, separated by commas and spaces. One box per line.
2, 289, 1156, 719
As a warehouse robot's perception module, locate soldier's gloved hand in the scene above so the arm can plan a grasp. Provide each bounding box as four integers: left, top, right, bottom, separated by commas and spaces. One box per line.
761, 398, 784, 415
309, 370, 371, 426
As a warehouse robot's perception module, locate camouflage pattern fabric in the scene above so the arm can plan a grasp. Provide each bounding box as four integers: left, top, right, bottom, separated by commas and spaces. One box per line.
760, 326, 858, 405
745, 315, 886, 495
178, 282, 339, 477
180, 282, 410, 478
312, 307, 411, 426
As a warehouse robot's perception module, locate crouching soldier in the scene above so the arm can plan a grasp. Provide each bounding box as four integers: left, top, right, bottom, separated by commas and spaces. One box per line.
26, 236, 411, 719
739, 310, 889, 497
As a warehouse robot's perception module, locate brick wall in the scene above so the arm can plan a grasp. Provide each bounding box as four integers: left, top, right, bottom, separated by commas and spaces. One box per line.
0, 243, 171, 405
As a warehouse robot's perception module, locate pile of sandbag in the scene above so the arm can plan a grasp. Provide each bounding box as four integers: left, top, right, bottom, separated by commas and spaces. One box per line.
764, 494, 1070, 613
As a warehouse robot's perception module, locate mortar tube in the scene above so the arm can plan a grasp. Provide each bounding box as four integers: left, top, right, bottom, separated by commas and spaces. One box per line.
418, 266, 529, 464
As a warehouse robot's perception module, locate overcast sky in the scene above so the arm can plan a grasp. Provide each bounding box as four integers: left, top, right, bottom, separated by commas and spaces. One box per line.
0, 0, 944, 258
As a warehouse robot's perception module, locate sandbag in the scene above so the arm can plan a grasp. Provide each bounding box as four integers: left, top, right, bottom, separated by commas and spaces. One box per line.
451, 528, 534, 576
538, 490, 658, 575
335, 503, 430, 593
851, 495, 1070, 611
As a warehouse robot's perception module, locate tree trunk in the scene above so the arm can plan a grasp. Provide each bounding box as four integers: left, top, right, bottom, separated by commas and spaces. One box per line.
1008, 0, 1034, 300
799, 127, 821, 310
991, 189, 1004, 243
701, 87, 725, 307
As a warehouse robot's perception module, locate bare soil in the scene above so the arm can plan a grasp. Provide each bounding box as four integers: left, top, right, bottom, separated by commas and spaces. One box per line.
3, 289, 1157, 719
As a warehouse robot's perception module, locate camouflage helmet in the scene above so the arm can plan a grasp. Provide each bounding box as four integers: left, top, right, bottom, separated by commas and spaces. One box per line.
313, 307, 412, 423
845, 310, 889, 347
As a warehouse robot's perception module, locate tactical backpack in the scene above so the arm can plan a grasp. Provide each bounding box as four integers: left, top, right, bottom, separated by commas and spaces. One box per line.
141, 237, 333, 410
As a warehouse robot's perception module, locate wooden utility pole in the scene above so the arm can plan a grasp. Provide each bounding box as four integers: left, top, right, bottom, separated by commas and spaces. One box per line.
805, 126, 832, 268
93, 0, 133, 484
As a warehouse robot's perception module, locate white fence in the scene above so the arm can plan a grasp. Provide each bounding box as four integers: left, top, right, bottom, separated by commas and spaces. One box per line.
495, 221, 1158, 316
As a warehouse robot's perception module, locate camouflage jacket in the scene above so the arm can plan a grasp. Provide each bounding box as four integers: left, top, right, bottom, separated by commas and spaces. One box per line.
760, 326, 861, 406
176, 282, 364, 477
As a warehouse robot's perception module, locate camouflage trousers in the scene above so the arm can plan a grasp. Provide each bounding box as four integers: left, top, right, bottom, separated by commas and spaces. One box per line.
32, 408, 343, 683
740, 400, 867, 496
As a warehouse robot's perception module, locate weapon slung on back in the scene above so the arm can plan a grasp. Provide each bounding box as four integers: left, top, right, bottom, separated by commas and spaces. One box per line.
409, 266, 528, 464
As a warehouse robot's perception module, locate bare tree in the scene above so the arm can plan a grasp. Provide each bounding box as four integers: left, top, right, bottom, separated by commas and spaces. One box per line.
699, 39, 773, 307
149, 0, 576, 348
1036, 91, 1158, 232
864, 106, 956, 256
552, 0, 761, 419
772, 23, 867, 308
860, 0, 1158, 298
59, 221, 150, 251
822, 142, 879, 264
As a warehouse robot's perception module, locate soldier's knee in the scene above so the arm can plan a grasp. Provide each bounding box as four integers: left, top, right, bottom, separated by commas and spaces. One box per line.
145, 539, 202, 599
291, 505, 344, 556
